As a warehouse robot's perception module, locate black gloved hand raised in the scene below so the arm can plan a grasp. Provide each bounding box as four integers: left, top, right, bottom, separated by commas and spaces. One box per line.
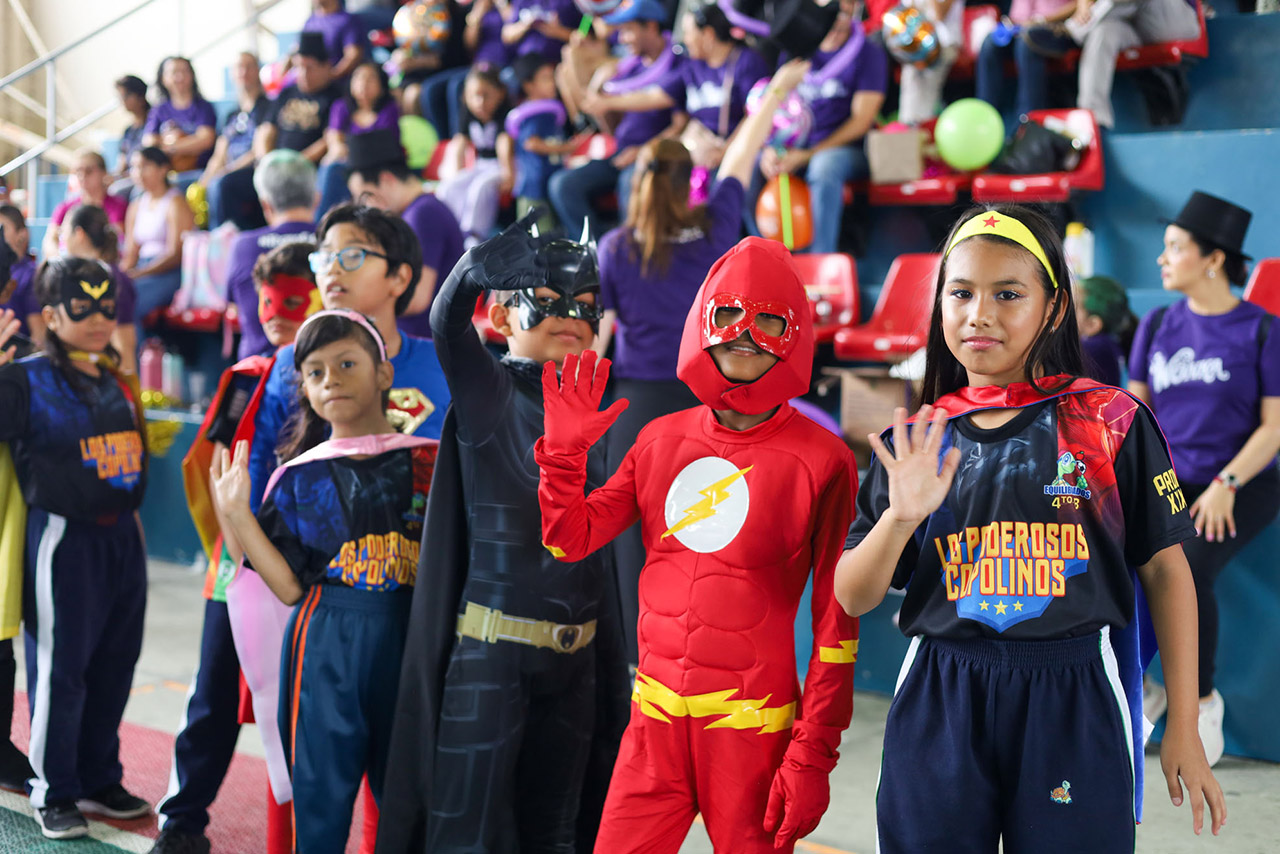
451, 208, 548, 296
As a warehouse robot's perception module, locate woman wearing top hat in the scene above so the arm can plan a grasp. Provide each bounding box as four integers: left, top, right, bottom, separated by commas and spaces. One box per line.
1128, 190, 1280, 767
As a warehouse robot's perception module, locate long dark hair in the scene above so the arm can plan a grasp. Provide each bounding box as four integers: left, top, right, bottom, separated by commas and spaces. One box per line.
277, 313, 390, 461
624, 138, 711, 277
154, 56, 204, 103
920, 204, 1082, 405
67, 204, 120, 265
34, 256, 123, 392
343, 61, 393, 115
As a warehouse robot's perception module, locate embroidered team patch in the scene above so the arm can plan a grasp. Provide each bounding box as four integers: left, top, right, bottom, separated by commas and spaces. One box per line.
1050, 781, 1072, 804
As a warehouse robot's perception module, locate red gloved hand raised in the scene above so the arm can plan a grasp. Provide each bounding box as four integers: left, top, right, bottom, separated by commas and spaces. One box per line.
763, 726, 840, 849
541, 349, 629, 456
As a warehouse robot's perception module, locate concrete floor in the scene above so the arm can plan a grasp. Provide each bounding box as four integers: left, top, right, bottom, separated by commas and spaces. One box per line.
21, 561, 1277, 854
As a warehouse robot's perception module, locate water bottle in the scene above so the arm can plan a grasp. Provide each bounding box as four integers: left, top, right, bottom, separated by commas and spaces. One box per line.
1064, 222, 1094, 281
162, 351, 184, 405
140, 339, 164, 392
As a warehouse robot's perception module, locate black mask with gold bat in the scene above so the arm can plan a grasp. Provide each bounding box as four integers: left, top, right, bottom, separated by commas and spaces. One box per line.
49, 257, 117, 321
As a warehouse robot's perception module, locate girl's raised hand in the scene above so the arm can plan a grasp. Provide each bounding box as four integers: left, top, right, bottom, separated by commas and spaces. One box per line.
869, 405, 961, 527
210, 440, 253, 522
0, 308, 20, 367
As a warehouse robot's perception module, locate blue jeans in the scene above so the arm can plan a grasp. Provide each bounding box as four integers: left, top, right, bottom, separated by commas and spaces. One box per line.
134, 256, 183, 319
419, 67, 469, 138
975, 34, 1051, 120
547, 158, 635, 237
316, 160, 352, 222
746, 144, 868, 254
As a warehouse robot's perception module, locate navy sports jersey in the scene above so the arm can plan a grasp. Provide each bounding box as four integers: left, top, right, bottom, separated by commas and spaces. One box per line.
847, 382, 1194, 640
255, 445, 435, 591
0, 355, 145, 520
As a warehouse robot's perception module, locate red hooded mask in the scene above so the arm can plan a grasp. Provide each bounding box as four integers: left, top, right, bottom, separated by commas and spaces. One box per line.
677, 237, 814, 414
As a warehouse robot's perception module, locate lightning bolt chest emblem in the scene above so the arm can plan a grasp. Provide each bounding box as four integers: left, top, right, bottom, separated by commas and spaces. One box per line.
661, 457, 754, 554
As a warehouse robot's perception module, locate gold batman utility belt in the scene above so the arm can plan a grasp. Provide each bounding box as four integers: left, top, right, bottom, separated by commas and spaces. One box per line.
631, 671, 796, 733
456, 601, 596, 654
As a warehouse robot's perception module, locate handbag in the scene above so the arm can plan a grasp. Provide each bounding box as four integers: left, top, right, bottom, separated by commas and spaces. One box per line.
679, 49, 738, 169
987, 119, 1082, 175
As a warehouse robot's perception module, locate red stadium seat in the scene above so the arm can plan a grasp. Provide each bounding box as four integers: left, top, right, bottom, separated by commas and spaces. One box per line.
833, 253, 939, 362
1055, 0, 1208, 72
952, 5, 1001, 81
868, 121, 973, 206
1243, 258, 1280, 317
792, 253, 860, 344
971, 108, 1104, 203
564, 133, 618, 170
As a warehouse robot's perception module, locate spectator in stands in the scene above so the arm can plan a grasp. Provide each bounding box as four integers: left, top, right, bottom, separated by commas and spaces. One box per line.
418, 0, 511, 138
61, 205, 141, 374
752, 0, 887, 254
43, 150, 129, 259
202, 52, 270, 231
592, 57, 812, 660
975, 0, 1074, 118
1022, 0, 1200, 128
1074, 273, 1135, 387
226, 150, 318, 359
142, 56, 218, 175
1128, 191, 1280, 767
122, 147, 195, 319
394, 0, 473, 121
509, 54, 588, 234
503, 0, 581, 63
317, 61, 401, 221
346, 129, 465, 338
435, 66, 513, 245
114, 75, 151, 190
0, 205, 37, 337
304, 0, 368, 80
896, 0, 964, 124
256, 33, 342, 168
550, 0, 681, 236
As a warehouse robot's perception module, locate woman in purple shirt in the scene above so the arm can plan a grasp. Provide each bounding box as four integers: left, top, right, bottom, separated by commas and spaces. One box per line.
503, 0, 580, 62
142, 56, 218, 174
304, 0, 368, 79
317, 61, 401, 218
1128, 191, 1280, 768
593, 57, 811, 660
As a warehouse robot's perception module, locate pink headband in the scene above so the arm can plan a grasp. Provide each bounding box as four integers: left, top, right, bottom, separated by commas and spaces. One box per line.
296, 309, 388, 362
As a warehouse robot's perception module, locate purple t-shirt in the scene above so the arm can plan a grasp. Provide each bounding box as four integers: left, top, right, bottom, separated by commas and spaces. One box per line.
328, 99, 402, 134
473, 9, 512, 67
598, 177, 744, 381
1129, 299, 1280, 483
304, 10, 366, 67
660, 48, 770, 138
113, 264, 137, 325
397, 192, 465, 339
1080, 332, 1123, 388
608, 44, 683, 151
796, 37, 888, 147
509, 0, 580, 62
227, 221, 316, 359
3, 257, 37, 334
144, 99, 219, 168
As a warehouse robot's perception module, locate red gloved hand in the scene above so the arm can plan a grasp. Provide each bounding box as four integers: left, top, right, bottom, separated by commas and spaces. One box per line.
541, 350, 629, 456
763, 730, 839, 849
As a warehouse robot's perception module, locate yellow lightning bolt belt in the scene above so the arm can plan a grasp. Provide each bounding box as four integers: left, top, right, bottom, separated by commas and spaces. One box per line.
631, 670, 795, 733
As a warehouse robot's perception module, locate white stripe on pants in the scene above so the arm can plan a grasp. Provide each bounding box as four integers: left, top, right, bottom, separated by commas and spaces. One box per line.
27, 513, 66, 810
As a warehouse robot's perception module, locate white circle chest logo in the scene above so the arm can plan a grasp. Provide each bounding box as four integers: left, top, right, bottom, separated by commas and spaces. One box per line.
661, 456, 752, 553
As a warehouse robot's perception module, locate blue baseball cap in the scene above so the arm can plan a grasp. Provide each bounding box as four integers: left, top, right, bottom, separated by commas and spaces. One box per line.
604, 0, 667, 25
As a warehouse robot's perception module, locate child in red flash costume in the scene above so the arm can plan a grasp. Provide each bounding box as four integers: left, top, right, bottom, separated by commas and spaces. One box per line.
536, 237, 858, 853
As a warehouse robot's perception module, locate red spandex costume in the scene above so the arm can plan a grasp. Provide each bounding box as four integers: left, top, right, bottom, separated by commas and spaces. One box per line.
536, 238, 858, 853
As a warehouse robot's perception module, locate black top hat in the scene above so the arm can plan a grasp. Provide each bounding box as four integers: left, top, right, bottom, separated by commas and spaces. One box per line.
347, 129, 408, 172
1167, 191, 1253, 260
767, 0, 840, 58
296, 31, 330, 63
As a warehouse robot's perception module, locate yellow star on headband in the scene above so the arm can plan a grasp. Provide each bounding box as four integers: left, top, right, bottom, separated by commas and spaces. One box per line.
80, 279, 110, 300
945, 211, 1060, 290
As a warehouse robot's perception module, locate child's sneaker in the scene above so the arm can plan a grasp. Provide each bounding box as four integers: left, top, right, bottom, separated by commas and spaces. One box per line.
76, 783, 151, 819
147, 828, 212, 854
34, 802, 89, 839
1199, 689, 1225, 767
1142, 676, 1168, 726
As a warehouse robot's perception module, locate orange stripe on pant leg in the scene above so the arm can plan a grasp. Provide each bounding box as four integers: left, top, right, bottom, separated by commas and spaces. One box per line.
289, 585, 321, 854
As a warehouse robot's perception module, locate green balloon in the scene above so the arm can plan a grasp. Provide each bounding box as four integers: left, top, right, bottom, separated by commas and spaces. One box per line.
934, 98, 1005, 172
399, 116, 439, 170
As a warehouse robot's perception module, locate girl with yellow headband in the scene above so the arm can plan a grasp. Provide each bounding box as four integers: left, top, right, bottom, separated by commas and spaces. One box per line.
834, 204, 1226, 852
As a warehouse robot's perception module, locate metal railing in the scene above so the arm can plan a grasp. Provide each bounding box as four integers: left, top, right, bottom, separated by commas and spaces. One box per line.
0, 0, 290, 197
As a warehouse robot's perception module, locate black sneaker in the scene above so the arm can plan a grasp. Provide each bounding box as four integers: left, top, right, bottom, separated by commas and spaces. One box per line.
34, 802, 89, 839
148, 828, 212, 854
0, 742, 31, 793
76, 783, 151, 819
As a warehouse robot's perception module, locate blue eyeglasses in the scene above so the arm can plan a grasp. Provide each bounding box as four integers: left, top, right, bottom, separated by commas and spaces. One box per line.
309, 247, 393, 274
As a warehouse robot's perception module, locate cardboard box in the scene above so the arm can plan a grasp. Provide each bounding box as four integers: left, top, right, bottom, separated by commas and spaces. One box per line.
820, 367, 917, 468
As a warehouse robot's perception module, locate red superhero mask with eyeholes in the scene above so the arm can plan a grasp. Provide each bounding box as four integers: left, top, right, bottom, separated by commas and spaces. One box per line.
677, 237, 815, 415
258, 274, 321, 324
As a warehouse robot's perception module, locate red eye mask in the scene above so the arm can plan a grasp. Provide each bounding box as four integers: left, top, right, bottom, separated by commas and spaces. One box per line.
703, 293, 800, 360
259, 274, 320, 324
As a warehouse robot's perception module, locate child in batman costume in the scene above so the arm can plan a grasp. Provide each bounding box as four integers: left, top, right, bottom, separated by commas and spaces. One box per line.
537, 236, 859, 853
836, 205, 1227, 852
375, 214, 630, 854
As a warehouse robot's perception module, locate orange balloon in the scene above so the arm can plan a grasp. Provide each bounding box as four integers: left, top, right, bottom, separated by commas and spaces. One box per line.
755, 174, 813, 251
